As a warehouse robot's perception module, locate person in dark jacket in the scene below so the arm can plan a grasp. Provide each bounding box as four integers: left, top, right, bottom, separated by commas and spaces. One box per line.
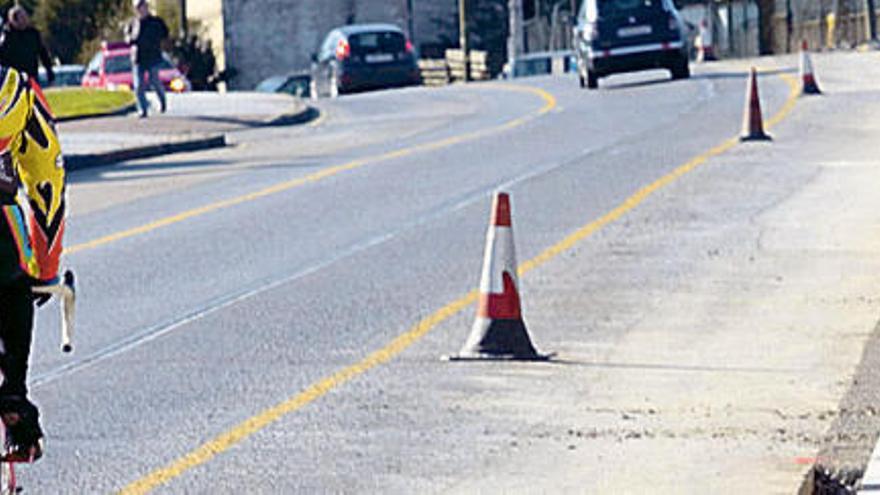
125, 0, 169, 117
0, 6, 54, 85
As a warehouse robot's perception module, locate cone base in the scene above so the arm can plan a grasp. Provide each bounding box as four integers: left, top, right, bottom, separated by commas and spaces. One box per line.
445, 352, 552, 362
740, 133, 772, 142
449, 318, 549, 361
802, 84, 822, 95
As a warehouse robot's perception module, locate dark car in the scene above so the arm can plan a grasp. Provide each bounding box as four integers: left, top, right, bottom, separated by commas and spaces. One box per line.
311, 23, 420, 97
255, 71, 311, 98
573, 0, 690, 89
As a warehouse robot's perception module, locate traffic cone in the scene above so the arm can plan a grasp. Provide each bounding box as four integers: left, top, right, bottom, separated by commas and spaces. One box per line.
448, 192, 549, 361
696, 14, 717, 62
740, 67, 772, 142
799, 40, 822, 95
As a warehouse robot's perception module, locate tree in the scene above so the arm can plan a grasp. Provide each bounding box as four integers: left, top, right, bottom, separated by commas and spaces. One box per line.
31, 0, 188, 64
170, 33, 216, 90
33, 0, 131, 63
0, 0, 38, 19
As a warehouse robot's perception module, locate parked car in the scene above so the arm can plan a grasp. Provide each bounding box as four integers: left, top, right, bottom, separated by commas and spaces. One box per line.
255, 71, 311, 98
311, 23, 420, 97
81, 41, 191, 92
37, 64, 85, 88
573, 0, 690, 89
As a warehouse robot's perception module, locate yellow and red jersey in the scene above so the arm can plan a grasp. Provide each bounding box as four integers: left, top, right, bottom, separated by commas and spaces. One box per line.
0, 66, 65, 284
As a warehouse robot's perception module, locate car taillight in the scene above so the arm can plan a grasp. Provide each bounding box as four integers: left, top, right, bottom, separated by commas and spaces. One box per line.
405, 40, 414, 53
336, 39, 350, 60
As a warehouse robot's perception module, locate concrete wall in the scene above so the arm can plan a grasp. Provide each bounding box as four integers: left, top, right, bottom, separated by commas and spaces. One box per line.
211, 0, 457, 90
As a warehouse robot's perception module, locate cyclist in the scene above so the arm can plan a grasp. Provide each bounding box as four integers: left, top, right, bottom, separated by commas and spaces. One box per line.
0, 64, 66, 462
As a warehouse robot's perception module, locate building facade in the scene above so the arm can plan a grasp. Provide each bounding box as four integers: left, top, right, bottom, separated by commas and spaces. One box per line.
190, 0, 459, 90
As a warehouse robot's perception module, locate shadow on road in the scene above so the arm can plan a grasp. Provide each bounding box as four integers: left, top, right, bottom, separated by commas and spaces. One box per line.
547, 357, 804, 374
68, 157, 328, 184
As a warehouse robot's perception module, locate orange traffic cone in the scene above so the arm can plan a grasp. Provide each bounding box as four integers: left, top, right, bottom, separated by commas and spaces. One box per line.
740, 67, 772, 142
799, 40, 822, 95
448, 192, 549, 361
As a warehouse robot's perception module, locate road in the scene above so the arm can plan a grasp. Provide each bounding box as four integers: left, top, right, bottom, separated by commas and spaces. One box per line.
19, 51, 880, 493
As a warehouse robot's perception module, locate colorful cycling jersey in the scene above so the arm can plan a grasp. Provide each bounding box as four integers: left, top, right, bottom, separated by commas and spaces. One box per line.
0, 66, 65, 284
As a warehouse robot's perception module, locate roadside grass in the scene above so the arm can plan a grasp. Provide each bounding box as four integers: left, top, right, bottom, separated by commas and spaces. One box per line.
44, 88, 135, 120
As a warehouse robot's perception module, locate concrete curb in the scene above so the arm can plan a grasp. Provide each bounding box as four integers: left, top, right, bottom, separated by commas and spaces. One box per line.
55, 102, 137, 123
65, 134, 227, 171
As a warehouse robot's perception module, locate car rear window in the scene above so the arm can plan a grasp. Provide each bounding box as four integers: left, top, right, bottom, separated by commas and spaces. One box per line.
598, 0, 662, 15
349, 31, 406, 55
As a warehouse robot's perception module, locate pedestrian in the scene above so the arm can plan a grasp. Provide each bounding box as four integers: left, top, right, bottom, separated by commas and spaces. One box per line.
0, 5, 54, 85
125, 0, 169, 118
0, 63, 68, 462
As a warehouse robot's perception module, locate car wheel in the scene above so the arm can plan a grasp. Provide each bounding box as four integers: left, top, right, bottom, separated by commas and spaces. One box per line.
671, 56, 690, 80
586, 69, 598, 89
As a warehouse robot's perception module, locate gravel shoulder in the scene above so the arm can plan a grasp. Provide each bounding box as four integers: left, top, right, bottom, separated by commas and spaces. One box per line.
440, 51, 880, 494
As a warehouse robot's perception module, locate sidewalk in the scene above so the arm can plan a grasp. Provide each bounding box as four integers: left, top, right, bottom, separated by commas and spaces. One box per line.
59, 91, 317, 170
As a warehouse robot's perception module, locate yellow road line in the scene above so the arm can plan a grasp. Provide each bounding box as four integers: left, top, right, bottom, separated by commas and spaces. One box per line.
66, 85, 557, 256
119, 73, 800, 494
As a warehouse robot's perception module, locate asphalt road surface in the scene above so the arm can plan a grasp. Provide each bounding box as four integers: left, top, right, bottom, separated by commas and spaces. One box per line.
19, 51, 880, 493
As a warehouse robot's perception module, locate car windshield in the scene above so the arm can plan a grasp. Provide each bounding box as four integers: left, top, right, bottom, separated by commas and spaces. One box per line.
598, 0, 662, 15
255, 76, 285, 92
349, 31, 405, 55
105, 54, 132, 74
280, 76, 310, 96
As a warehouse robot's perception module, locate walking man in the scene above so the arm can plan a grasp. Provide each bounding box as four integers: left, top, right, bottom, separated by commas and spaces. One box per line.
126, 0, 169, 117
0, 6, 54, 85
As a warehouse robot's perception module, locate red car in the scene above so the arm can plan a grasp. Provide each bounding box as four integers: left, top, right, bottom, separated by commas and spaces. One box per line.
81, 41, 190, 92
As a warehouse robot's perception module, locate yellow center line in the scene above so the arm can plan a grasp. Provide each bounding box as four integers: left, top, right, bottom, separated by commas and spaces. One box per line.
66, 84, 557, 256
119, 72, 801, 494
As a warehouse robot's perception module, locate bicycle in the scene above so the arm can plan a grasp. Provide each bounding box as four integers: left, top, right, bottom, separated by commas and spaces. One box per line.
0, 270, 76, 494
0, 440, 25, 495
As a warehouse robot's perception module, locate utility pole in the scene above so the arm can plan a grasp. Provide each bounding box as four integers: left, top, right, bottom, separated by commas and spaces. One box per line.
508, 0, 524, 77
407, 0, 416, 47
179, 0, 188, 39
866, 0, 877, 41
459, 0, 470, 81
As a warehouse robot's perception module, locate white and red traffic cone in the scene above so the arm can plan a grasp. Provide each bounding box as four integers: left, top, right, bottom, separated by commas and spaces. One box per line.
696, 14, 717, 62
448, 192, 548, 361
740, 67, 772, 142
799, 40, 822, 95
